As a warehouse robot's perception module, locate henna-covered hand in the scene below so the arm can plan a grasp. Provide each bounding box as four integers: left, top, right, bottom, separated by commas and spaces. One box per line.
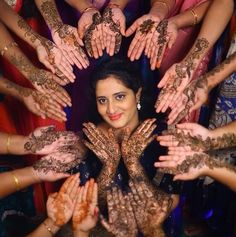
1, 78, 67, 121
22, 88, 67, 122
102, 5, 125, 56
9, 54, 71, 107
155, 38, 210, 114
72, 179, 98, 232
121, 118, 156, 169
32, 152, 82, 180
24, 126, 78, 154
79, 8, 103, 58
167, 74, 209, 124
126, 14, 160, 61
83, 122, 121, 207
52, 24, 89, 70
47, 174, 80, 226
100, 185, 138, 237
36, 38, 75, 84
83, 122, 121, 166
29, 68, 71, 107
149, 19, 178, 70
128, 179, 171, 237
157, 123, 219, 153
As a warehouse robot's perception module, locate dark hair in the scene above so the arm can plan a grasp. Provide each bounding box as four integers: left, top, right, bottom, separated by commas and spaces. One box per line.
90, 58, 141, 95
87, 58, 155, 123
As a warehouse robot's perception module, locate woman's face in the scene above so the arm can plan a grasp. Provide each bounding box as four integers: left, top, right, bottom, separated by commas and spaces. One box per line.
95, 76, 140, 130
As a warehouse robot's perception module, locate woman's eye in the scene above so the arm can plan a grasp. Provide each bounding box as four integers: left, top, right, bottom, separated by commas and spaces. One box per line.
116, 94, 125, 100
98, 98, 107, 104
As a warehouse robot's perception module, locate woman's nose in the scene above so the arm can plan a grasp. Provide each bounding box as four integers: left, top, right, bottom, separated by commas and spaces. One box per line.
106, 101, 116, 114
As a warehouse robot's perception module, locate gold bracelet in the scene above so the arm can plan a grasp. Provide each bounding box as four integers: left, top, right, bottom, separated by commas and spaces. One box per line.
11, 172, 21, 192
107, 3, 121, 9
6, 135, 11, 154
190, 9, 198, 25
0, 42, 18, 57
81, 6, 97, 14
153, 1, 170, 14
43, 221, 54, 235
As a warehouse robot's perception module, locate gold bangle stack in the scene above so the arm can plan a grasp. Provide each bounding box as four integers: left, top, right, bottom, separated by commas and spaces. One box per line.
6, 135, 11, 154
0, 42, 18, 57
190, 9, 198, 25
11, 172, 21, 192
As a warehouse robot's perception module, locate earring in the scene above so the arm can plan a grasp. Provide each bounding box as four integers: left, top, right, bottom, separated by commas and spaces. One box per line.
137, 101, 141, 110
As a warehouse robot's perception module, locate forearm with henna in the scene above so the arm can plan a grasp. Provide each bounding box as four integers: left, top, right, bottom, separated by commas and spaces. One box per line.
35, 0, 63, 31
97, 162, 119, 207
8, 52, 62, 93
170, 129, 236, 151
177, 152, 236, 175
176, 37, 210, 83
205, 51, 236, 90
0, 78, 30, 101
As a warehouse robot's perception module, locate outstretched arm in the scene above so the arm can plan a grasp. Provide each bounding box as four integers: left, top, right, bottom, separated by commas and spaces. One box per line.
155, 152, 236, 192
156, 0, 234, 114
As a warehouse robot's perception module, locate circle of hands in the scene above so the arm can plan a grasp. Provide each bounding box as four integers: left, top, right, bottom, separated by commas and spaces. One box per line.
155, 122, 216, 181
26, 3, 204, 125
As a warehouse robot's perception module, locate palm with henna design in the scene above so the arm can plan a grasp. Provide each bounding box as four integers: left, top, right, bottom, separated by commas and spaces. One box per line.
22, 89, 67, 122
52, 24, 89, 71
102, 5, 126, 56
126, 14, 160, 62
100, 185, 138, 237
24, 125, 79, 155
36, 38, 75, 84
83, 122, 121, 165
47, 174, 80, 226
79, 9, 103, 58
121, 118, 157, 169
73, 179, 98, 233
167, 76, 209, 125
155, 151, 212, 181
129, 179, 170, 237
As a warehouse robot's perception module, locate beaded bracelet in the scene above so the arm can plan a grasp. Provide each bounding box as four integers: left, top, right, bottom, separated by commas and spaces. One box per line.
0, 42, 18, 57
190, 9, 198, 25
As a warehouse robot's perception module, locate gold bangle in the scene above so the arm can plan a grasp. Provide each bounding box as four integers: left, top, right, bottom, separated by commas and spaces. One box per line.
190, 9, 198, 25
11, 172, 21, 192
6, 135, 11, 154
153, 1, 170, 14
43, 221, 54, 235
107, 3, 121, 9
81, 6, 97, 14
0, 42, 18, 57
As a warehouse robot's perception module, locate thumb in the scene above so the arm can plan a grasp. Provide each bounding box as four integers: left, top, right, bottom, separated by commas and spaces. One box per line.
125, 19, 139, 37
78, 21, 86, 39
189, 100, 202, 113
120, 18, 126, 36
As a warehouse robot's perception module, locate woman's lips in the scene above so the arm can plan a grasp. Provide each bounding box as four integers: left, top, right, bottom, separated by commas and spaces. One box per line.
108, 113, 122, 121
